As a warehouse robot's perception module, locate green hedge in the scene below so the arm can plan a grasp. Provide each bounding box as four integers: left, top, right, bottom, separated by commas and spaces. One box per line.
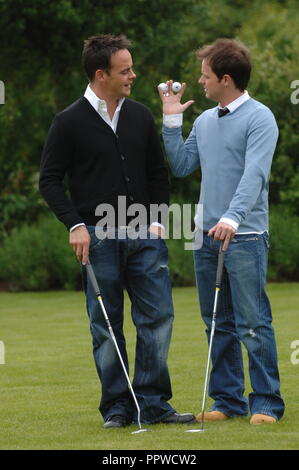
0, 207, 298, 291
0, 215, 80, 291
268, 206, 299, 281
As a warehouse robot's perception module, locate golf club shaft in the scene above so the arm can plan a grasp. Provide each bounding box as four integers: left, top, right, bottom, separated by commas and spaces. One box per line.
200, 242, 225, 430
216, 242, 225, 288
85, 262, 142, 429
200, 316, 216, 430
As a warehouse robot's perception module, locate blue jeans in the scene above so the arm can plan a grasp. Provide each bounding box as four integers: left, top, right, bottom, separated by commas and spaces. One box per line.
82, 226, 175, 424
193, 232, 285, 419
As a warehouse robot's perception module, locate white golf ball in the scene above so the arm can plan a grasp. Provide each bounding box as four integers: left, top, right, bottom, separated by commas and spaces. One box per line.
172, 82, 182, 92
158, 82, 168, 93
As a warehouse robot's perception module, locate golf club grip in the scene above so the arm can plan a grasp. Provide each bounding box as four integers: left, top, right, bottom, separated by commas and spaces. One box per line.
86, 262, 101, 297
216, 243, 225, 288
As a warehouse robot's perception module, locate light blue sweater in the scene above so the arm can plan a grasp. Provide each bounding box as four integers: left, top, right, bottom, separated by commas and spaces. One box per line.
162, 98, 279, 233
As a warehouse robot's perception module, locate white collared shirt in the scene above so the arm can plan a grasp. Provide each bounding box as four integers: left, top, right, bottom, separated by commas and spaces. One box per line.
219, 90, 250, 114
84, 84, 125, 133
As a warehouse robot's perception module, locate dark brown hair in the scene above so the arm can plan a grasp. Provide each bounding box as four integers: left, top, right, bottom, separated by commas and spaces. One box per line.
82, 34, 131, 81
197, 39, 251, 91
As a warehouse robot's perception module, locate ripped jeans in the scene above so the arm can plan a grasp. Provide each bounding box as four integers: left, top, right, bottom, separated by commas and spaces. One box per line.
82, 226, 175, 423
193, 232, 285, 419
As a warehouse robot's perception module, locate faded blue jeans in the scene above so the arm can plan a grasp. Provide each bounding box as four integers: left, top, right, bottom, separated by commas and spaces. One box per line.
82, 226, 175, 424
193, 232, 285, 419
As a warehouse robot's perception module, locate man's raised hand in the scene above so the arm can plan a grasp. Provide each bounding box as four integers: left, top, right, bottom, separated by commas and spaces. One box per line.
158, 80, 194, 115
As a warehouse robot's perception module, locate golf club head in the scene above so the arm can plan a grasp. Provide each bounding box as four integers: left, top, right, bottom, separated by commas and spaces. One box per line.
131, 428, 151, 434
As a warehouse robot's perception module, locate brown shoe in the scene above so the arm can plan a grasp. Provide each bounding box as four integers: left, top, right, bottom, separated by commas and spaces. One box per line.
196, 411, 230, 422
250, 414, 277, 425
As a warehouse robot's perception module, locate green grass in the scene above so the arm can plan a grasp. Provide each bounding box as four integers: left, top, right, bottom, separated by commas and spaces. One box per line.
0, 284, 298, 450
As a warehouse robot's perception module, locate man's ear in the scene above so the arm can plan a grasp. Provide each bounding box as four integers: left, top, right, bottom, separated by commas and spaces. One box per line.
222, 74, 232, 87
95, 69, 108, 83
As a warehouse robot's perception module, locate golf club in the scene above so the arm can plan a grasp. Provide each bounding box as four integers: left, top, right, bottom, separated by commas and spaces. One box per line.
85, 261, 150, 434
186, 241, 225, 433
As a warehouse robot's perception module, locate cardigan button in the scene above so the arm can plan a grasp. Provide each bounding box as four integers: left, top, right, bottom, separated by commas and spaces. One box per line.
121, 155, 125, 161
125, 176, 130, 182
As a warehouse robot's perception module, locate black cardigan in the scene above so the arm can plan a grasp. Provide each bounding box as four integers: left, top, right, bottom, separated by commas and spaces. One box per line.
39, 97, 169, 229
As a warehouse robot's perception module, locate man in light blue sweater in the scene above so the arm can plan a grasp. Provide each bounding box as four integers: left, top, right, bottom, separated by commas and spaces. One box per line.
159, 39, 285, 424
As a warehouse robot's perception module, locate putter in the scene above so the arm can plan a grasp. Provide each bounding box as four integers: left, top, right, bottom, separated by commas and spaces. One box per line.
186, 241, 225, 433
85, 261, 150, 434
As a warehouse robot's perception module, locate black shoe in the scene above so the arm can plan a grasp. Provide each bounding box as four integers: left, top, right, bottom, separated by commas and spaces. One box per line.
103, 415, 128, 429
161, 412, 196, 424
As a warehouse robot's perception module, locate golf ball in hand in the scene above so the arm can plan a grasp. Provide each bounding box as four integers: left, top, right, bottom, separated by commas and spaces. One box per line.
172, 82, 182, 92
158, 83, 168, 93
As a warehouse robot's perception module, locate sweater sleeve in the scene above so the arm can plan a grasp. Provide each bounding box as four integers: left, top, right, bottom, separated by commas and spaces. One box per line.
162, 120, 200, 177
222, 109, 278, 225
39, 114, 84, 230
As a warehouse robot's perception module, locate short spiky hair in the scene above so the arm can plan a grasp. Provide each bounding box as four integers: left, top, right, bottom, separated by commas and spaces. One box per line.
82, 34, 131, 81
197, 39, 251, 91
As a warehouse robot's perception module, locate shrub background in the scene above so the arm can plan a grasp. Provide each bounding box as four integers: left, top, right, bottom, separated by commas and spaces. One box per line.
0, 216, 80, 291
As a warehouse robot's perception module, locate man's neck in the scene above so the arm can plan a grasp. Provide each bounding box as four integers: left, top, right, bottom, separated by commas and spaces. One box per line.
219, 90, 245, 108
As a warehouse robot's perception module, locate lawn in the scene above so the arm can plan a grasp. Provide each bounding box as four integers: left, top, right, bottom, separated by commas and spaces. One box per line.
0, 284, 298, 450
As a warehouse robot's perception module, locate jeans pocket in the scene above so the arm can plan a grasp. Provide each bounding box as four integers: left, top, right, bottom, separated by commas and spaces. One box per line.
87, 226, 107, 250
262, 233, 270, 249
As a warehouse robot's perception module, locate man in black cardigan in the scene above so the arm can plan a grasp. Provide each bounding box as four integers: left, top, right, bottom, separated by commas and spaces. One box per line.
40, 34, 195, 428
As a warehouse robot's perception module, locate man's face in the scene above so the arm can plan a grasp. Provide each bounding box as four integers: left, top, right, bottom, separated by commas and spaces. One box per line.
103, 49, 136, 99
199, 59, 224, 103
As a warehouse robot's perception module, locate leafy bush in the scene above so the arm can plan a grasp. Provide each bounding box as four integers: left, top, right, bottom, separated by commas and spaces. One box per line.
167, 238, 195, 286
268, 206, 299, 281
0, 215, 80, 291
